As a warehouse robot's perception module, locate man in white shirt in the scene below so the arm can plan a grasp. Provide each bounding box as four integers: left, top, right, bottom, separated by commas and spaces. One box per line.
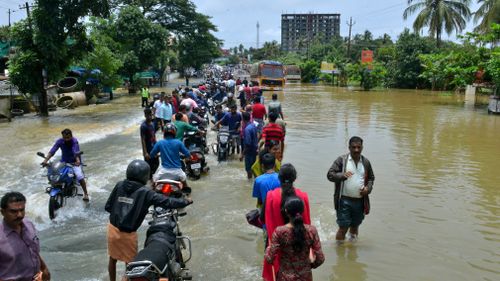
152, 94, 164, 132
326, 136, 375, 244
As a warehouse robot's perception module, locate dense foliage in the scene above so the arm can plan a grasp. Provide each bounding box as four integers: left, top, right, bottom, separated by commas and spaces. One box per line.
4, 0, 220, 116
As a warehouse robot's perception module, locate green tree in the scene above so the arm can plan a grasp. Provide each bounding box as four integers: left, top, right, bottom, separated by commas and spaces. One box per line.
113, 6, 168, 85
114, 0, 199, 35
80, 44, 123, 90
177, 13, 221, 70
485, 50, 499, 93
276, 52, 304, 66
112, 0, 221, 72
8, 0, 109, 116
473, 0, 500, 33
385, 29, 436, 88
0, 26, 10, 41
300, 60, 320, 83
403, 0, 471, 47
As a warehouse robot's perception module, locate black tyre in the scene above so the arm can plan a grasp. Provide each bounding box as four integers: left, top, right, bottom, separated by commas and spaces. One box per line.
48, 194, 63, 220
218, 150, 226, 161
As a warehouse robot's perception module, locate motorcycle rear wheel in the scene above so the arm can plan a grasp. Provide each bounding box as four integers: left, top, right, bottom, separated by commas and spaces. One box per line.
217, 150, 226, 161
48, 194, 64, 220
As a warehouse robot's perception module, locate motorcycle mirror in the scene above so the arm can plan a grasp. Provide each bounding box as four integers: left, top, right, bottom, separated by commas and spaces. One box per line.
37, 152, 45, 158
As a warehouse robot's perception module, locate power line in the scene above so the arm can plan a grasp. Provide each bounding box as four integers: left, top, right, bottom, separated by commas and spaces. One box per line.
351, 2, 406, 18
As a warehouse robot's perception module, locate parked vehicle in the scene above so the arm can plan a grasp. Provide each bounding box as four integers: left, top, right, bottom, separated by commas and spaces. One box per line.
126, 179, 193, 281
37, 151, 84, 220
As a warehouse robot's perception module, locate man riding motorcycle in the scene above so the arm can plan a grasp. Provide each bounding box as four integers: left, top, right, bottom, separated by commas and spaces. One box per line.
41, 128, 89, 201
150, 124, 193, 190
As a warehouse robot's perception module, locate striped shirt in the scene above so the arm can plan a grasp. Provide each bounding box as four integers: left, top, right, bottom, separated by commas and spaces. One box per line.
261, 123, 284, 145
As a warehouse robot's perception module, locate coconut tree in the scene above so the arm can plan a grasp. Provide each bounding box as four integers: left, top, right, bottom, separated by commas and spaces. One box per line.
403, 0, 472, 47
473, 0, 500, 32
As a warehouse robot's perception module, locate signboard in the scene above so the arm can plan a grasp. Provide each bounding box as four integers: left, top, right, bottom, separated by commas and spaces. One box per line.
361, 50, 373, 64
320, 61, 339, 74
361, 50, 374, 70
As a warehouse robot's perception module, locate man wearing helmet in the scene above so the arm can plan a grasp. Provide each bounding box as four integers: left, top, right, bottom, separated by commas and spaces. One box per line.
219, 92, 237, 110
105, 159, 192, 281
150, 123, 192, 189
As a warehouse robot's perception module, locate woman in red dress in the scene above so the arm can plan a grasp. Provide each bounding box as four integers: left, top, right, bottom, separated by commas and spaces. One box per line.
265, 197, 325, 281
262, 163, 311, 281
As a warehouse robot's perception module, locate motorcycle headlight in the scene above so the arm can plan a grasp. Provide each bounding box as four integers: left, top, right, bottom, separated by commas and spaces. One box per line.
220, 136, 228, 142
50, 174, 60, 183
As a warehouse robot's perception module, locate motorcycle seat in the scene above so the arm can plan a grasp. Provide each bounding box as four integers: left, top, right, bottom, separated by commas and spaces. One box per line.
189, 147, 203, 154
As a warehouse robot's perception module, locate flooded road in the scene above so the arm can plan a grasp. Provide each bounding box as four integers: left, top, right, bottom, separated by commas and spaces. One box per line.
0, 84, 499, 281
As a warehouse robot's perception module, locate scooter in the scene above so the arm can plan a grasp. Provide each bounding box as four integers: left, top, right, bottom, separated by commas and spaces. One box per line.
183, 129, 209, 180
126, 179, 192, 281
37, 151, 84, 220
213, 126, 230, 162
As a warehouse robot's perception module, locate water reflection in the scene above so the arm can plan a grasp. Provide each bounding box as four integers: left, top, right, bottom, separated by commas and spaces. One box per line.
331, 245, 367, 281
1, 84, 499, 280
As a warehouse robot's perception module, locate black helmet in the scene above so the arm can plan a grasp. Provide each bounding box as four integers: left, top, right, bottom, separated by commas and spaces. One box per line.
126, 160, 150, 185
164, 123, 177, 138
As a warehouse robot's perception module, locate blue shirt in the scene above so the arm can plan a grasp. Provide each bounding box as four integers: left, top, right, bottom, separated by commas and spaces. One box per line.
220, 112, 242, 131
150, 138, 190, 169
243, 122, 258, 149
49, 137, 80, 163
159, 103, 172, 121
252, 172, 280, 204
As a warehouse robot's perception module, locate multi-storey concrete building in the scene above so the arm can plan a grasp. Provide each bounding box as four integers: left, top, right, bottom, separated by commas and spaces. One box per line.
281, 13, 341, 52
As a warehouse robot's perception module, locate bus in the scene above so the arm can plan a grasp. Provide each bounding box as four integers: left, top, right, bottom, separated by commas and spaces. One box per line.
250, 60, 285, 91
285, 65, 301, 82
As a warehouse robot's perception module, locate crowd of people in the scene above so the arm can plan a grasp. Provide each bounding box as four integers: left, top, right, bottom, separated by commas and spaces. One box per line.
0, 71, 375, 281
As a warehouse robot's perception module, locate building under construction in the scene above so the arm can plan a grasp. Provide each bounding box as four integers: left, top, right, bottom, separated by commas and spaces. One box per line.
281, 13, 341, 52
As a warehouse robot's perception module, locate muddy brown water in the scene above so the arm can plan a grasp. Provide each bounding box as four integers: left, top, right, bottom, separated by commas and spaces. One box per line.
0, 84, 498, 280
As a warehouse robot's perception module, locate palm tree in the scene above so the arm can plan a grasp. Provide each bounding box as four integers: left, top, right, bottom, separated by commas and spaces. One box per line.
473, 0, 500, 32
403, 0, 472, 47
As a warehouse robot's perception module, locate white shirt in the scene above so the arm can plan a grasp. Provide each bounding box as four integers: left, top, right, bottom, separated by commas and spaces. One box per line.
342, 154, 365, 198
153, 100, 163, 118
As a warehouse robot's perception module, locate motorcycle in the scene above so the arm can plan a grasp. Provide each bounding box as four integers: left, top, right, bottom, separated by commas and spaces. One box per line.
213, 126, 230, 162
183, 125, 209, 180
206, 98, 216, 116
37, 151, 84, 220
198, 106, 210, 128
126, 179, 192, 281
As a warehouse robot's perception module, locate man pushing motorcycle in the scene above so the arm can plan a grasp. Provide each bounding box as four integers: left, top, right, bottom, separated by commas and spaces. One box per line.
41, 128, 89, 201
105, 159, 193, 281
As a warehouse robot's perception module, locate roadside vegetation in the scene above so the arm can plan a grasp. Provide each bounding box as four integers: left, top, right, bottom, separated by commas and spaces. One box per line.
1, 0, 221, 116
226, 1, 499, 92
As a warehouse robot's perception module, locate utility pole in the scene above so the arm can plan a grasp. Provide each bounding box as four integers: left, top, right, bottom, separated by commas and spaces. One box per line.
20, 2, 48, 116
19, 2, 32, 29
346, 17, 355, 61
8, 9, 11, 26
256, 21, 260, 49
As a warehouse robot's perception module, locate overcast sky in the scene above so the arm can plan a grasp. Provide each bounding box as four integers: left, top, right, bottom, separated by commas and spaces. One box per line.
1, 0, 481, 48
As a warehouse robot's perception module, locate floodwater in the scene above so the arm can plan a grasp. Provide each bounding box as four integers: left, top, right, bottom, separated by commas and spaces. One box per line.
0, 84, 499, 281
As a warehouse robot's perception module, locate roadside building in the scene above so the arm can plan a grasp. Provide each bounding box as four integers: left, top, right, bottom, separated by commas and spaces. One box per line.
281, 13, 341, 52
